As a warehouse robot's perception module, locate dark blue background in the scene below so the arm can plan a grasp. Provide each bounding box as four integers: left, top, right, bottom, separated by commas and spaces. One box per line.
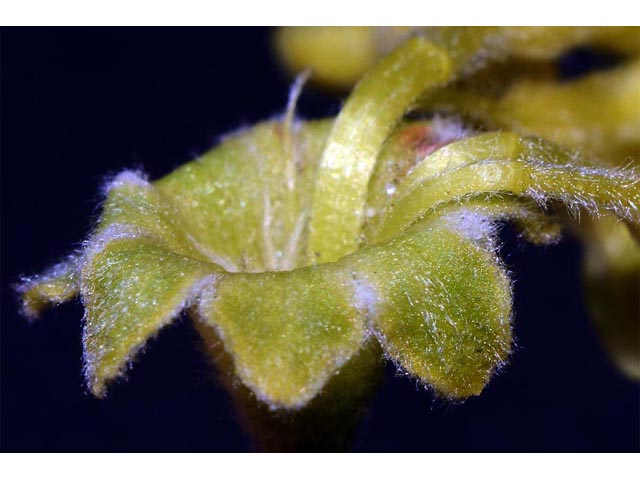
1, 27, 638, 452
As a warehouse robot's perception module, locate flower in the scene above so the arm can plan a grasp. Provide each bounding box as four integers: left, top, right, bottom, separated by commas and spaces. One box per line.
20, 32, 640, 412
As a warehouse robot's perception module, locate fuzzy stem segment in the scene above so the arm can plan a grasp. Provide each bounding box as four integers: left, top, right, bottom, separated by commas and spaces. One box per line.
374, 135, 640, 242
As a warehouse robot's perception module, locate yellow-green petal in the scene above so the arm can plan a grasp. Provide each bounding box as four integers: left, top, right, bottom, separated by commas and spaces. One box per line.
156, 120, 332, 272
19, 256, 80, 319
98, 171, 210, 261
347, 224, 512, 398
81, 233, 218, 396
197, 264, 366, 409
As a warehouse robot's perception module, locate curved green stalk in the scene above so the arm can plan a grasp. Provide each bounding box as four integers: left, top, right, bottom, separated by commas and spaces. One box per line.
307, 36, 451, 262
374, 135, 639, 242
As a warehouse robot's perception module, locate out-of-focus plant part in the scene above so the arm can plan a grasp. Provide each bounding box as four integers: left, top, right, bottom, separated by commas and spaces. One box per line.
19, 27, 640, 450
274, 27, 379, 90
276, 27, 640, 89
581, 216, 640, 379
277, 26, 640, 381
419, 59, 640, 166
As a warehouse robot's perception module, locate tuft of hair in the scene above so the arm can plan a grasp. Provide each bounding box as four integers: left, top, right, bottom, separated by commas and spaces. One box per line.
430, 114, 473, 145
351, 276, 380, 321
442, 208, 499, 251
102, 170, 150, 196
